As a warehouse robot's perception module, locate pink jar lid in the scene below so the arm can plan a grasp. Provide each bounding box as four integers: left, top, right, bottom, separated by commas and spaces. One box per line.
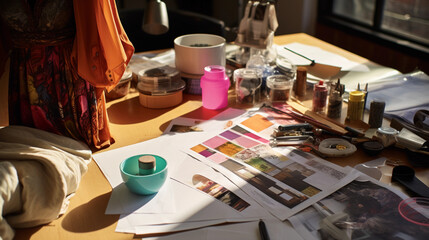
200, 65, 230, 88
203, 65, 227, 80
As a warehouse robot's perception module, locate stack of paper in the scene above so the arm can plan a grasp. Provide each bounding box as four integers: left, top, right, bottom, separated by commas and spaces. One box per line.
93, 107, 425, 239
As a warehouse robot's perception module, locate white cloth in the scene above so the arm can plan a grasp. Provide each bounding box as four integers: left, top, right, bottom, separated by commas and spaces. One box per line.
0, 126, 91, 240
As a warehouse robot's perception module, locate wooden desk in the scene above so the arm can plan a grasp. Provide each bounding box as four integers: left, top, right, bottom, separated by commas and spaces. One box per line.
12, 33, 428, 240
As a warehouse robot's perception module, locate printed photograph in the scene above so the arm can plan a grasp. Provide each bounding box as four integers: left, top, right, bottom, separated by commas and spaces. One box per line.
273, 162, 321, 197
298, 180, 429, 240
192, 174, 250, 212
220, 159, 308, 208
170, 124, 203, 133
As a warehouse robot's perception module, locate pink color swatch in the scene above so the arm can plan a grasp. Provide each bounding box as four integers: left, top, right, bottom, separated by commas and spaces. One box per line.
203, 136, 228, 149
209, 153, 228, 164
244, 133, 269, 144
234, 136, 260, 148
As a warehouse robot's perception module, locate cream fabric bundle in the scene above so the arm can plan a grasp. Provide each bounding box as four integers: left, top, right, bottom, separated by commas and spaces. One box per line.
0, 126, 91, 240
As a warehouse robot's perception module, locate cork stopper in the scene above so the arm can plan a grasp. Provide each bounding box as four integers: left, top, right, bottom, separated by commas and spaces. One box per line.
138, 155, 156, 175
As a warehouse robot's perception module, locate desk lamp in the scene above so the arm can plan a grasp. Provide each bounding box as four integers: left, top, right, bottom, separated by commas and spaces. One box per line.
142, 0, 169, 35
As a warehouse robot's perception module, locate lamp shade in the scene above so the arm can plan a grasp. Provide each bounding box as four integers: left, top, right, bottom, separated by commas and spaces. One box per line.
142, 0, 169, 35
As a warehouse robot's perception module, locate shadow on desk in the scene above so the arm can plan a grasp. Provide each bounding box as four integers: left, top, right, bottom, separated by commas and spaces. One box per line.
107, 96, 172, 125
14, 226, 42, 239
107, 94, 226, 125
61, 192, 117, 233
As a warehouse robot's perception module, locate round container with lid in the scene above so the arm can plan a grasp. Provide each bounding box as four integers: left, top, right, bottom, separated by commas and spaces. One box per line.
266, 74, 294, 103
137, 66, 186, 108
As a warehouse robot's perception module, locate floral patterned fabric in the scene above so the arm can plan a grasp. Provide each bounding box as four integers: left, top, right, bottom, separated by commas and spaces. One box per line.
0, 0, 133, 149
8, 42, 100, 147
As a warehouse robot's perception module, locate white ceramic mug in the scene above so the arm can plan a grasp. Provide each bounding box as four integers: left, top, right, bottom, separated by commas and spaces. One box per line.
174, 34, 226, 75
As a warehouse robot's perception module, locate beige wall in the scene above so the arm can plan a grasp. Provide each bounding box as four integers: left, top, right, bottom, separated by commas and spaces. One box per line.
275, 0, 317, 35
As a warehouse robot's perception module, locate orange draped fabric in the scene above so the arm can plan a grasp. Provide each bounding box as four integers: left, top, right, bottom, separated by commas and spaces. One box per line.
71, 0, 134, 148
72, 0, 134, 91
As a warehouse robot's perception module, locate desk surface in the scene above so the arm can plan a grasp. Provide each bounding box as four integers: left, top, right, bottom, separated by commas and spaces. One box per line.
13, 33, 428, 240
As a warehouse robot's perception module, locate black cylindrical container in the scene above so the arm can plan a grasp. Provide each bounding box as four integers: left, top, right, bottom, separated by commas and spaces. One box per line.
368, 100, 385, 128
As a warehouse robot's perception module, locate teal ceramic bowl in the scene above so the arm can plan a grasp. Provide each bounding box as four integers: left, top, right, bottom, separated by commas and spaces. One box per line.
120, 154, 168, 195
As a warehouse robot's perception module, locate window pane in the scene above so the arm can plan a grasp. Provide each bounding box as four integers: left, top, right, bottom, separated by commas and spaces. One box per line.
382, 0, 429, 44
333, 0, 375, 25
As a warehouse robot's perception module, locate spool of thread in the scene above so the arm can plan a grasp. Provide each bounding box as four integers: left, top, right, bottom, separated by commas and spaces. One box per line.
368, 100, 385, 128
312, 80, 328, 113
347, 91, 365, 121
138, 155, 156, 175
295, 67, 307, 98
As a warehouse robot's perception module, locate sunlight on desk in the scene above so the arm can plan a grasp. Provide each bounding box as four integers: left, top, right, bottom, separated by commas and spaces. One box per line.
9, 33, 428, 240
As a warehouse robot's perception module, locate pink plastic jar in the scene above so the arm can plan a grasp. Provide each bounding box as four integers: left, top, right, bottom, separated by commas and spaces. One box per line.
200, 65, 230, 110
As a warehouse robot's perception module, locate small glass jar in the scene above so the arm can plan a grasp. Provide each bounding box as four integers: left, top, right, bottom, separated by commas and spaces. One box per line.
327, 90, 343, 119
234, 68, 263, 105
266, 74, 294, 103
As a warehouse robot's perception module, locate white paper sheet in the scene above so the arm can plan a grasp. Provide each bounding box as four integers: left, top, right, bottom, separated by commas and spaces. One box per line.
140, 219, 304, 240
335, 62, 401, 92
106, 180, 176, 214
130, 219, 238, 236
94, 133, 200, 215
113, 175, 262, 234
112, 158, 271, 230
94, 131, 271, 235
276, 43, 369, 72
163, 108, 247, 134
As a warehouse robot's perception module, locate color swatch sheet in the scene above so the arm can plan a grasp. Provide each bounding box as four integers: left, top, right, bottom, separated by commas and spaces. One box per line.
185, 109, 359, 220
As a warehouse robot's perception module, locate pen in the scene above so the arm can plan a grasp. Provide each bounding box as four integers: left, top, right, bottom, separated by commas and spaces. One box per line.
259, 219, 270, 240
283, 47, 316, 65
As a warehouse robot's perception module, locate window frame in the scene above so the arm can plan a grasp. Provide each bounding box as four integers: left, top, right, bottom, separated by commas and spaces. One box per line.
317, 0, 429, 60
